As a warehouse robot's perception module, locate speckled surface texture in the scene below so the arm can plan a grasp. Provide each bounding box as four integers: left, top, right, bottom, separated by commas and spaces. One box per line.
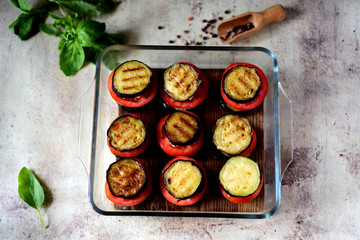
1, 0, 359, 239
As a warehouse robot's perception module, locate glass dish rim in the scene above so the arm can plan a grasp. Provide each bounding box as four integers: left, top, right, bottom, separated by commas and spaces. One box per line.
90, 44, 281, 219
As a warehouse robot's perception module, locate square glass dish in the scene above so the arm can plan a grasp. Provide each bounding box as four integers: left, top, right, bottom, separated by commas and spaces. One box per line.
78, 45, 293, 218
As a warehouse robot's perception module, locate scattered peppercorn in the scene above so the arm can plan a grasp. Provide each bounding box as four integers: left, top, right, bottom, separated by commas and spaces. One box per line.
225, 10, 231, 14
184, 30, 190, 34
177, 35, 181, 38
169, 40, 175, 44
158, 26, 164, 30
218, 16, 223, 21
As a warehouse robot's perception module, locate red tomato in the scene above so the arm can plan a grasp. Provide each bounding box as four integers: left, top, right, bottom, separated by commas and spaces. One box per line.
239, 128, 257, 157
156, 111, 203, 157
105, 159, 152, 206
220, 62, 268, 111
107, 113, 150, 157
108, 68, 158, 109
219, 175, 263, 204
160, 156, 207, 206
161, 62, 209, 110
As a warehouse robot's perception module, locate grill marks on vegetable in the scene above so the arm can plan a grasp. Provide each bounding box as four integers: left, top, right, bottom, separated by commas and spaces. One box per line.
107, 159, 146, 198
164, 63, 200, 101
113, 61, 152, 97
213, 115, 252, 156
224, 66, 261, 102
108, 115, 146, 151
164, 112, 199, 145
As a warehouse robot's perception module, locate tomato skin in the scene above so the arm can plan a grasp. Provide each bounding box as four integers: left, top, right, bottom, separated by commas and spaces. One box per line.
219, 175, 263, 204
160, 156, 207, 206
156, 111, 203, 157
108, 68, 158, 109
161, 62, 209, 110
221, 62, 268, 111
239, 128, 257, 157
107, 113, 150, 157
105, 159, 152, 206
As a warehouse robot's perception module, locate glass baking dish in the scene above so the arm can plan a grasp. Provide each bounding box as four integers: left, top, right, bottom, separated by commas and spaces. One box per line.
78, 45, 293, 218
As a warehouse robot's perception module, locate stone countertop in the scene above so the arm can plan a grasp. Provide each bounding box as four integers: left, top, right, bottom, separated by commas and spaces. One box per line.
1, 0, 359, 239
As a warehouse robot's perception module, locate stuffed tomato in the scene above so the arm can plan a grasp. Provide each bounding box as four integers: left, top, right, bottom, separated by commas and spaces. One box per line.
160, 156, 207, 206
219, 156, 263, 204
220, 62, 268, 112
212, 114, 257, 157
105, 158, 152, 206
107, 113, 150, 157
108, 60, 157, 110
156, 111, 203, 157
161, 62, 209, 110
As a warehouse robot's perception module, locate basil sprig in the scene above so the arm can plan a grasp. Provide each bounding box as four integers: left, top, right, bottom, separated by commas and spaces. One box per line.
9, 0, 126, 76
18, 167, 47, 228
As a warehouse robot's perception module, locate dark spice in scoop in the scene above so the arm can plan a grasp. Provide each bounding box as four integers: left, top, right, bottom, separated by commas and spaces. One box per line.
220, 22, 254, 41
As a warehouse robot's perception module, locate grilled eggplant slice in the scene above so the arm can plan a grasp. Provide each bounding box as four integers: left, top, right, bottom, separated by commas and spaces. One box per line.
107, 114, 147, 153
219, 156, 261, 198
163, 160, 203, 199
223, 65, 261, 103
112, 60, 152, 98
164, 111, 200, 146
106, 158, 147, 198
213, 114, 253, 156
164, 63, 200, 102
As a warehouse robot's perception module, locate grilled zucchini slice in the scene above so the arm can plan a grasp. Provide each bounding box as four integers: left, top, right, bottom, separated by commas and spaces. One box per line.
213, 114, 252, 156
112, 60, 152, 98
164, 111, 200, 146
106, 158, 147, 198
164, 63, 200, 101
163, 160, 203, 199
219, 156, 260, 197
223, 65, 261, 102
107, 115, 147, 152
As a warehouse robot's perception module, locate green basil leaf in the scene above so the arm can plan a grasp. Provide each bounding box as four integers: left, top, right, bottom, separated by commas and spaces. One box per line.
76, 20, 105, 47
60, 40, 85, 76
18, 167, 47, 228
40, 23, 63, 36
49, 12, 61, 20
9, 12, 44, 40
18, 167, 45, 209
58, 36, 66, 49
11, 0, 32, 12
50, 0, 100, 16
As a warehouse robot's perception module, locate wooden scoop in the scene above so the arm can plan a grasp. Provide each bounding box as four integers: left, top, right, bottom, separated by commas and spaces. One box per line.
217, 4, 286, 44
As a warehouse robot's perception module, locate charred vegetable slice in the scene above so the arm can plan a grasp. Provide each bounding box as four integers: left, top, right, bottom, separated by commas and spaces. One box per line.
223, 65, 261, 102
164, 111, 200, 146
213, 114, 252, 156
164, 63, 200, 102
107, 115, 147, 152
106, 158, 147, 198
163, 160, 203, 199
112, 60, 152, 98
219, 156, 260, 197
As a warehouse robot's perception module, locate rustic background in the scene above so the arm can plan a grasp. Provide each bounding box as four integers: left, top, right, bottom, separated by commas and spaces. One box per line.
1, 0, 359, 239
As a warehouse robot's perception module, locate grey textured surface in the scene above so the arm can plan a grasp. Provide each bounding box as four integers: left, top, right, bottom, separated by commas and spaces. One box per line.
1, 0, 359, 239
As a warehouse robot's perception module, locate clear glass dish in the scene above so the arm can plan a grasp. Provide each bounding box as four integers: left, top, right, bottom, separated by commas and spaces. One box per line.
78, 45, 293, 218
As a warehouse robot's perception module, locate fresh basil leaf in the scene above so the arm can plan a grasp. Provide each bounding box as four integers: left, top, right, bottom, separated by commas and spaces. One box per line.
18, 167, 47, 228
49, 12, 61, 20
60, 40, 85, 76
11, 0, 32, 12
40, 23, 62, 36
50, 0, 100, 16
9, 12, 44, 40
104, 33, 127, 45
76, 20, 105, 47
58, 36, 66, 49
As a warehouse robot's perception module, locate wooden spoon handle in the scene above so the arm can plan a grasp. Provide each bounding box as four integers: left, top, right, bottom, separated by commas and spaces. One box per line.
261, 4, 286, 26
